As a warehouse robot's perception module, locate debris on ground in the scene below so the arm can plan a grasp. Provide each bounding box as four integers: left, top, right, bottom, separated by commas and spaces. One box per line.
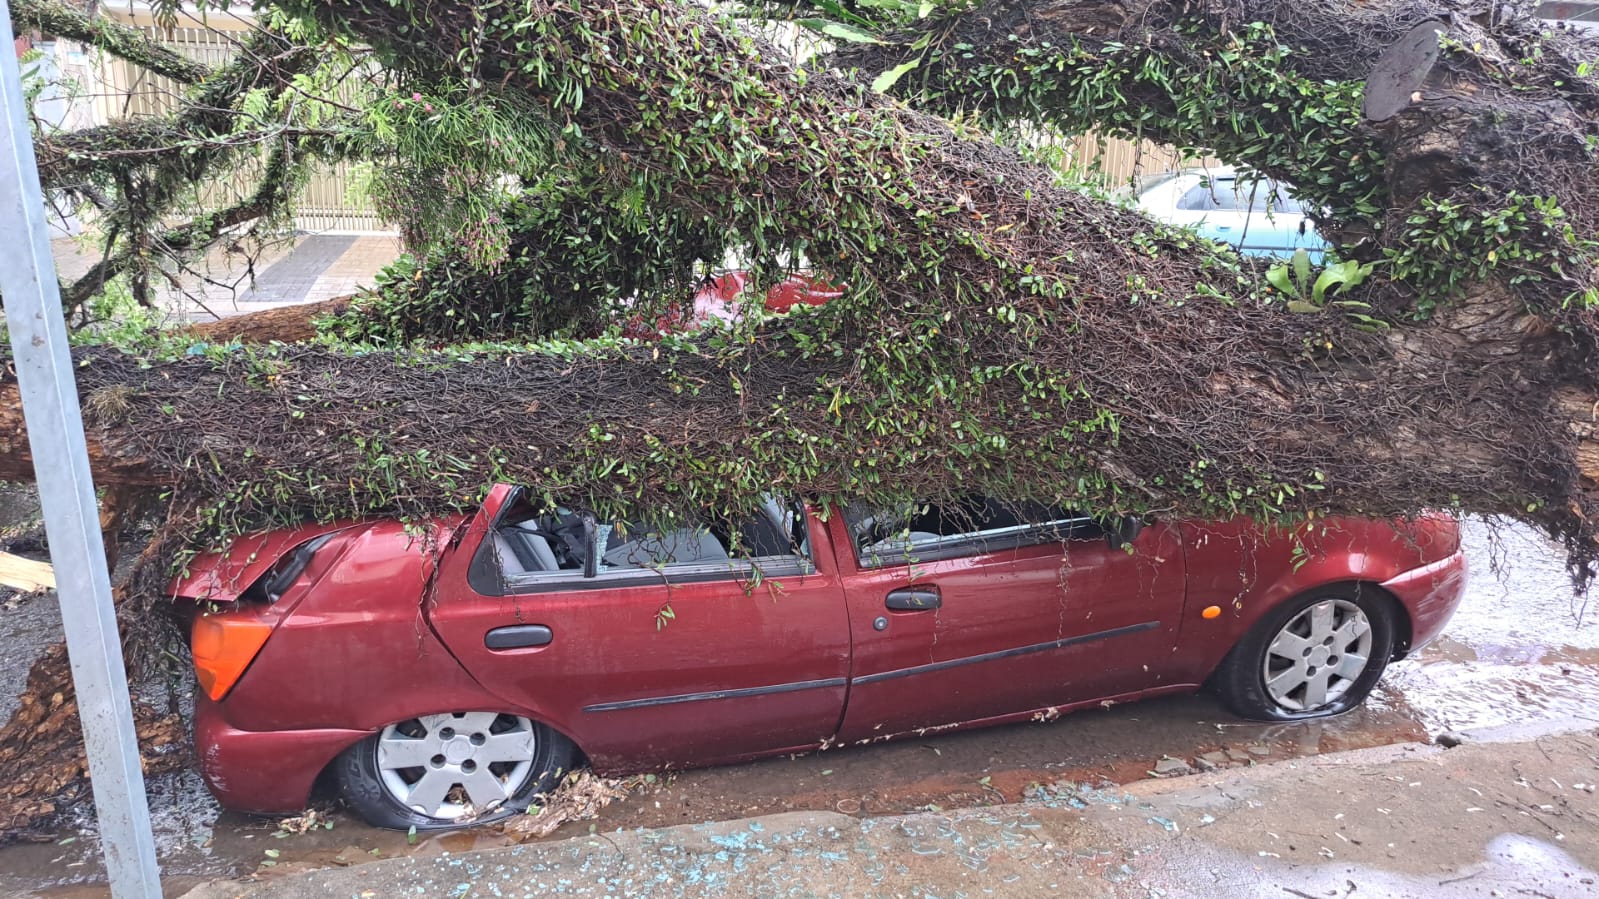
501, 771, 650, 840
277, 809, 334, 835
1150, 757, 1193, 777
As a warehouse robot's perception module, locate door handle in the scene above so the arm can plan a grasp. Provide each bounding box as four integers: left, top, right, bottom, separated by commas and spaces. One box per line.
485, 624, 553, 649
885, 588, 941, 611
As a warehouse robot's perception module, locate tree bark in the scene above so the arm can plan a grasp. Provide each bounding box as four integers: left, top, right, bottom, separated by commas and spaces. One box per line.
184, 295, 356, 344
0, 641, 186, 839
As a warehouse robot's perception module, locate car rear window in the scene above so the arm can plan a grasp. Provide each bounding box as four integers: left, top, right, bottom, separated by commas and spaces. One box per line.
1178, 179, 1304, 214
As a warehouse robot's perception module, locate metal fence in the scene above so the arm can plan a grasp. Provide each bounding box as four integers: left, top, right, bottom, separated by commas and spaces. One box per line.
96, 9, 392, 234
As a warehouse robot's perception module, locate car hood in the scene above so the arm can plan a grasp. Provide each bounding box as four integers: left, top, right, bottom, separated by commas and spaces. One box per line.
168, 521, 364, 602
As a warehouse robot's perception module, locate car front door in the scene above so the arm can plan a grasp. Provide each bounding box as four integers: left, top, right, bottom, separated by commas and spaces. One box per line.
428, 486, 851, 771
830, 498, 1188, 742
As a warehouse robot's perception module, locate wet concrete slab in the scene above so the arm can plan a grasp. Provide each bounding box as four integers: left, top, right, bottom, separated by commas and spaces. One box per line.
173, 729, 1599, 899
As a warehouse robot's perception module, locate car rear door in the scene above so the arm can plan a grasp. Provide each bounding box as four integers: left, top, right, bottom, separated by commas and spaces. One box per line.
829, 499, 1188, 742
427, 486, 851, 770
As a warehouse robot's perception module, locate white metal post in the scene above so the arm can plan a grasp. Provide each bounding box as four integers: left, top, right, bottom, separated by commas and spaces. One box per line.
0, 4, 162, 896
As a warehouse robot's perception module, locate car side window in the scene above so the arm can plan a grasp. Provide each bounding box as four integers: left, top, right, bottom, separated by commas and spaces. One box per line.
600, 496, 808, 571
845, 496, 1103, 569
471, 492, 812, 594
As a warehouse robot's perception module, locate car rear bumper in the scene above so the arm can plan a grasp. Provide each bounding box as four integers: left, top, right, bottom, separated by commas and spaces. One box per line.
1379, 550, 1469, 655
193, 692, 369, 814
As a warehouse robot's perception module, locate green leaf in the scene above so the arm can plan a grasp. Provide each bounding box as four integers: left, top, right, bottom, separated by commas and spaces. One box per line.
1311, 259, 1369, 303
1291, 248, 1312, 293
1265, 264, 1296, 297
871, 59, 921, 93
1286, 300, 1322, 314
797, 19, 883, 44
795, 0, 874, 27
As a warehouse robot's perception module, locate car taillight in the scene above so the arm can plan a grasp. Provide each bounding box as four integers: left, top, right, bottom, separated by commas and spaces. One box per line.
191, 613, 275, 701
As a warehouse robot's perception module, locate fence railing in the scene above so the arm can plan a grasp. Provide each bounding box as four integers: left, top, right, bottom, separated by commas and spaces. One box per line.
97, 9, 393, 234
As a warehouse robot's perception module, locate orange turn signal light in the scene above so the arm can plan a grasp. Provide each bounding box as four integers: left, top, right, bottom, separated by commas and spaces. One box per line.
191, 614, 274, 701
1202, 605, 1222, 619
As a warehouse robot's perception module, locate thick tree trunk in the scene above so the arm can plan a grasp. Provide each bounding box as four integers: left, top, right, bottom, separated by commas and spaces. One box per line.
0, 644, 186, 839
184, 295, 356, 345
0, 0, 1592, 545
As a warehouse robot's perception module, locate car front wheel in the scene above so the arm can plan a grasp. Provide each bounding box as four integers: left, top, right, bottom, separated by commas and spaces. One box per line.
1214, 585, 1397, 721
335, 712, 576, 830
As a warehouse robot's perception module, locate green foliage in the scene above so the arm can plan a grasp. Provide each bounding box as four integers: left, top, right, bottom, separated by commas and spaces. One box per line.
324, 171, 727, 344
897, 22, 1387, 233
1266, 250, 1371, 306
69, 278, 164, 346
352, 82, 558, 266
1384, 193, 1599, 314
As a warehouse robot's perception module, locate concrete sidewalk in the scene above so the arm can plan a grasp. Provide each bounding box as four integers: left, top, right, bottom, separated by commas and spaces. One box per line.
181, 724, 1599, 899
50, 233, 400, 321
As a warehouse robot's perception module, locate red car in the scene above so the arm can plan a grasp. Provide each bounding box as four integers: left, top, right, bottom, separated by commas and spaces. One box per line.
173, 488, 1467, 830
621, 271, 844, 337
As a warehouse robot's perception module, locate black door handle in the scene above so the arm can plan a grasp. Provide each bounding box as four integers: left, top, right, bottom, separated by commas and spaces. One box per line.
485, 624, 553, 649
885, 588, 941, 611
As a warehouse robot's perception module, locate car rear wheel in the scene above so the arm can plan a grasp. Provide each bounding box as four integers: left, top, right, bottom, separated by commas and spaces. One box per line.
1213, 585, 1397, 721
335, 712, 576, 830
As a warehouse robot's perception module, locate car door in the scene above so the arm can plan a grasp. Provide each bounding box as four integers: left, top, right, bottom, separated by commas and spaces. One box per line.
830, 498, 1188, 742
428, 486, 851, 770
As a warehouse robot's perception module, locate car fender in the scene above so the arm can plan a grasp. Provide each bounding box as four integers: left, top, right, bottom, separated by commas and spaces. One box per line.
169, 520, 360, 602
1173, 518, 1449, 682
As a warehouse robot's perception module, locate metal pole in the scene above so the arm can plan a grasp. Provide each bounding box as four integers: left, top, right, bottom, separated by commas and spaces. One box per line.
0, 6, 162, 896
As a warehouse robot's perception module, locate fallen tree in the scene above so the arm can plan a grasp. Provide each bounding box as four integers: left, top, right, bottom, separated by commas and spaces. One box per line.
3, 0, 1599, 840
821, 0, 1599, 307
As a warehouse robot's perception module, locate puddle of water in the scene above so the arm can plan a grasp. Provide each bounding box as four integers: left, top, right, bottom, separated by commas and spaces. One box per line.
1377, 517, 1599, 736
1449, 517, 1599, 652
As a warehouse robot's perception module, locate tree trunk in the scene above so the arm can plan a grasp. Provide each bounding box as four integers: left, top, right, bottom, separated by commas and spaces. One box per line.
0, 644, 187, 839
183, 296, 357, 345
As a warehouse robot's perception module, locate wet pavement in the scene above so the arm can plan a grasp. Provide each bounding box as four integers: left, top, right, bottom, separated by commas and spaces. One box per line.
177, 730, 1599, 899
2, 516, 1597, 896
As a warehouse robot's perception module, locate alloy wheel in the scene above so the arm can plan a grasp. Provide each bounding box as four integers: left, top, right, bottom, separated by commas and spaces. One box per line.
375, 712, 537, 820
1262, 598, 1375, 712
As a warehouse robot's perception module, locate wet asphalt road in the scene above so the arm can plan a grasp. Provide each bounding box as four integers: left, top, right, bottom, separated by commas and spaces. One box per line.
1, 517, 1596, 897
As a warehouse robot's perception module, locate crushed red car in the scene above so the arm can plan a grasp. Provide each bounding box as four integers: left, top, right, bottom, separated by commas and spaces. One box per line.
172, 489, 1467, 829
621, 271, 843, 337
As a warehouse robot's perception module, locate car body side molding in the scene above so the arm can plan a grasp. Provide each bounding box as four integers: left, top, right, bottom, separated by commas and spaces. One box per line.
582, 676, 850, 713
851, 621, 1161, 686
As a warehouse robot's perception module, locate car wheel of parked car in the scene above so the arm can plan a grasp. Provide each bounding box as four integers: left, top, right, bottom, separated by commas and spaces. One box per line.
336, 712, 576, 829
1214, 585, 1397, 721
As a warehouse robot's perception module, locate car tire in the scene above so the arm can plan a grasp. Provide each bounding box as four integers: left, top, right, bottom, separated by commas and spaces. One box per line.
1213, 584, 1397, 721
335, 712, 576, 830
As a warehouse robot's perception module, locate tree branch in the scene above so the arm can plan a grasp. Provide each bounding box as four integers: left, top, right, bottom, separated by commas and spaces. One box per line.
10, 0, 212, 85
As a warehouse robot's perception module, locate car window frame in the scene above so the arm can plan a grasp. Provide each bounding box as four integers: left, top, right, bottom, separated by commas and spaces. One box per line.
850, 504, 1106, 570
466, 488, 815, 596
